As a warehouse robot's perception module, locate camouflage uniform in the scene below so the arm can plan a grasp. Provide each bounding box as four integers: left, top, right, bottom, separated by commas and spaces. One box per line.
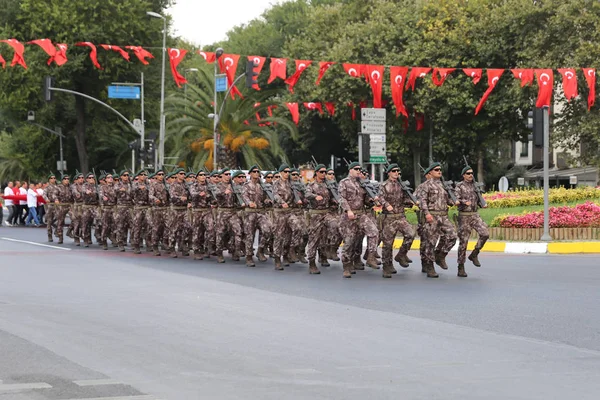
115, 180, 133, 250
417, 179, 457, 270
272, 178, 305, 267
214, 181, 244, 259
378, 179, 415, 270
131, 179, 150, 252
242, 179, 272, 261
100, 182, 117, 249
44, 182, 59, 240
414, 181, 428, 272
149, 179, 169, 254
188, 180, 215, 257
55, 182, 73, 243
455, 180, 489, 267
81, 181, 99, 246
338, 175, 379, 276
168, 180, 189, 256
305, 179, 340, 264
69, 182, 83, 242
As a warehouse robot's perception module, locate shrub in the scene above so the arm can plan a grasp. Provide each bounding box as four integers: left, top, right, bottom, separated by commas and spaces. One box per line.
491, 201, 600, 228
483, 187, 600, 208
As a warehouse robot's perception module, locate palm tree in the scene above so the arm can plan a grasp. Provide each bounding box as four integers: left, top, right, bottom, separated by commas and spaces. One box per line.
165, 65, 297, 171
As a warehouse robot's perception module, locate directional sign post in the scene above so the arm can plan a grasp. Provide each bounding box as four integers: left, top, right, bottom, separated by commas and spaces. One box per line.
360, 108, 387, 165
215, 74, 227, 93
108, 85, 141, 100
361, 120, 386, 134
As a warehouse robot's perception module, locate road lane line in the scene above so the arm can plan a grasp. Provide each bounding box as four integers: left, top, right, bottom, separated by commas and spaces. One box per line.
61, 396, 159, 400
1, 237, 71, 251
0, 382, 53, 392
73, 379, 124, 386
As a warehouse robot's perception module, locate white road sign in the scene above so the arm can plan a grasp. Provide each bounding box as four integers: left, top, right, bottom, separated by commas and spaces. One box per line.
361, 108, 386, 121
361, 120, 386, 134
369, 134, 386, 143
369, 141, 387, 156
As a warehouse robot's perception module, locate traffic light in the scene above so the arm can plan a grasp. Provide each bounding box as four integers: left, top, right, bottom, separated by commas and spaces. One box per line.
531, 107, 544, 148
334, 156, 343, 169
144, 140, 156, 164
43, 76, 54, 102
245, 60, 259, 88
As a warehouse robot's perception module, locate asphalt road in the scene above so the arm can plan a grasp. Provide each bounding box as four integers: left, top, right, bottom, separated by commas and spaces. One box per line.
1, 225, 599, 400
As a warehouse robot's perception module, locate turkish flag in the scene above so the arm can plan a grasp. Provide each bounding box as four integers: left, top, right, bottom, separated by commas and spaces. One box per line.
583, 68, 596, 110
286, 102, 300, 125
0, 53, 5, 68
54, 43, 68, 66
247, 56, 266, 90
406, 67, 431, 91
511, 69, 534, 87
557, 69, 578, 102
475, 69, 504, 115
316, 61, 335, 85
285, 60, 311, 93
304, 102, 323, 115
219, 54, 243, 99
75, 42, 101, 69
268, 58, 287, 83
343, 63, 365, 79
198, 50, 216, 63
100, 44, 130, 61
28, 39, 56, 65
535, 69, 554, 108
415, 111, 425, 131
0, 39, 27, 69
365, 65, 385, 108
324, 102, 335, 116
390, 66, 408, 118
348, 102, 356, 120
168, 48, 187, 88
431, 68, 455, 86
463, 68, 482, 85
126, 46, 154, 65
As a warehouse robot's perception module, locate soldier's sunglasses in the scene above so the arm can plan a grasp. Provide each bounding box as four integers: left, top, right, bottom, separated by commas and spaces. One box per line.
317, 170, 326, 174
178, 172, 185, 175
390, 169, 400, 173
432, 168, 441, 172
265, 176, 273, 179
156, 173, 164, 176
198, 174, 206, 177
464, 172, 473, 175
122, 174, 129, 177
352, 167, 361, 171
223, 173, 231, 176
250, 170, 259, 173
291, 173, 299, 176
327, 172, 334, 175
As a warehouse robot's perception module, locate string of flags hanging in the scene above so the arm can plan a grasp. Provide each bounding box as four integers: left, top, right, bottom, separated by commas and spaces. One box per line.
1, 38, 597, 127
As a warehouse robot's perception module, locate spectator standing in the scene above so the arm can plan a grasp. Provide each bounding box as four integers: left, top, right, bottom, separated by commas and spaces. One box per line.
2, 182, 14, 226
37, 183, 47, 224
19, 182, 28, 225
10, 181, 21, 225
25, 182, 41, 226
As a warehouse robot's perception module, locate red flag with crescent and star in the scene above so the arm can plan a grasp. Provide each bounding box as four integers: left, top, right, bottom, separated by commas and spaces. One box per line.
406, 67, 431, 91
28, 39, 56, 65
557, 69, 578, 102
475, 69, 504, 115
316, 61, 335, 85
535, 69, 554, 108
325, 102, 335, 116
100, 44, 130, 61
219, 54, 243, 99
463, 68, 482, 85
285, 60, 311, 93
247, 56, 266, 90
168, 48, 187, 88
583, 68, 596, 110
1, 39, 27, 68
286, 102, 300, 125
303, 102, 323, 115
343, 64, 365, 79
511, 69, 534, 87
268, 58, 287, 83
126, 46, 154, 65
365, 65, 385, 108
198, 50, 216, 63
54, 43, 68, 66
75, 42, 101, 69
390, 66, 408, 118
431, 68, 455, 86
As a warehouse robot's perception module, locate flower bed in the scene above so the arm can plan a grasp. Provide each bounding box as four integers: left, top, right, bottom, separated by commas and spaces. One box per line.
491, 201, 600, 228
483, 187, 600, 208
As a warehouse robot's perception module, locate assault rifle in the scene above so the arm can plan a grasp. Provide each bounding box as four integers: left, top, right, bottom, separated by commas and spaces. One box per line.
311, 155, 340, 203
384, 161, 418, 205
343, 158, 379, 202
462, 156, 487, 208
254, 163, 274, 203
291, 180, 305, 205
230, 177, 245, 207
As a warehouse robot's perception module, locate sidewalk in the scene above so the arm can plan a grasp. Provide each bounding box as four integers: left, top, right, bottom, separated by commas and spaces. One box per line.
392, 239, 600, 254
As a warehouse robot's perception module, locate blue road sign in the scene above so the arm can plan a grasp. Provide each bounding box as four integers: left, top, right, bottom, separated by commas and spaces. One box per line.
108, 85, 141, 100
216, 76, 227, 93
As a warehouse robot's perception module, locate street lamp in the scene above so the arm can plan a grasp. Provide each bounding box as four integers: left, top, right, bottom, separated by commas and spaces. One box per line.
147, 10, 167, 169
213, 47, 224, 171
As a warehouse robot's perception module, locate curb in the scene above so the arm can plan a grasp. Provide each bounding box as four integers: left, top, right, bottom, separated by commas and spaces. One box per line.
391, 239, 600, 254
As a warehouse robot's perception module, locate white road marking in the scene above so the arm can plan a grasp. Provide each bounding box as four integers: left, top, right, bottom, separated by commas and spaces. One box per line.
73, 379, 124, 386
1, 237, 71, 251
0, 382, 53, 392
61, 396, 160, 400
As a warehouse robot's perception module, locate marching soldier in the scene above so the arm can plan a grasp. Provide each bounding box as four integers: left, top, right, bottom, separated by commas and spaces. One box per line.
214, 169, 244, 263
415, 168, 433, 273
325, 167, 342, 261
378, 164, 416, 278
242, 165, 272, 267
338, 162, 380, 278
68, 172, 84, 245
44, 173, 59, 242
54, 174, 73, 244
115, 169, 133, 252
455, 165, 490, 277
148, 168, 169, 256
131, 170, 150, 254
81, 173, 99, 247
100, 173, 117, 250
188, 170, 215, 260
417, 162, 458, 278
168, 168, 190, 258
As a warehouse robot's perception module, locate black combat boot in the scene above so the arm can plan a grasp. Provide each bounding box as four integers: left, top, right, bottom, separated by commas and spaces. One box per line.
434, 251, 449, 270
394, 252, 411, 268
382, 263, 394, 278
468, 249, 482, 267
457, 263, 468, 277
308, 259, 320, 275
318, 250, 330, 267
366, 253, 380, 270
426, 261, 439, 278
47, 234, 53, 243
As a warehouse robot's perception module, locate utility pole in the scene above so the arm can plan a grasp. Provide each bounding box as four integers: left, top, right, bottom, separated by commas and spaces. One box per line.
213, 48, 224, 171
146, 11, 167, 168
541, 106, 552, 241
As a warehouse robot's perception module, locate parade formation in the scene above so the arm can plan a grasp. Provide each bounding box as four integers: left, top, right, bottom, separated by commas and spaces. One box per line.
39, 161, 489, 279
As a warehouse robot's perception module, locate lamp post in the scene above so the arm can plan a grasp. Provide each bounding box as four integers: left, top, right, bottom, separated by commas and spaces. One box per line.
146, 11, 167, 169
212, 48, 224, 171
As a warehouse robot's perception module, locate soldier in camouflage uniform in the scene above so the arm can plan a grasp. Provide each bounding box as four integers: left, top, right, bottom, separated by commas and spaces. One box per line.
100, 173, 117, 250
378, 164, 416, 278
168, 168, 190, 258
338, 162, 380, 278
242, 165, 272, 267
131, 170, 150, 254
325, 167, 342, 261
272, 164, 304, 270
290, 169, 308, 264
115, 170, 133, 252
68, 173, 84, 245
455, 165, 490, 277
261, 171, 275, 257
94, 173, 105, 245
81, 173, 99, 247
188, 170, 215, 260
414, 169, 433, 273
417, 162, 458, 278
54, 174, 73, 244
44, 173, 59, 242
214, 169, 244, 263
148, 169, 169, 256
305, 164, 341, 274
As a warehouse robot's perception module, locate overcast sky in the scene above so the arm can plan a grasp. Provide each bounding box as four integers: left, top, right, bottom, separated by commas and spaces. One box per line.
166, 0, 283, 47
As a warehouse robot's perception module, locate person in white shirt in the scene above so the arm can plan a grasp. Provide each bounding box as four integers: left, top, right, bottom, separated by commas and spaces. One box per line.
19, 181, 28, 225
37, 184, 46, 224
2, 181, 14, 226
25, 182, 41, 226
